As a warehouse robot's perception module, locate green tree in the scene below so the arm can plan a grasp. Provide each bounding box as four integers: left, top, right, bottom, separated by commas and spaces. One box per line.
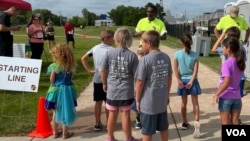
108, 3, 164, 26
78, 17, 87, 28
88, 12, 97, 26
31, 9, 64, 26
10, 11, 32, 25
108, 5, 127, 26
11, 15, 26, 25
123, 6, 146, 26
82, 8, 88, 26
32, 9, 51, 24
81, 8, 97, 26
71, 16, 80, 27
155, 3, 165, 21
10, 3, 164, 27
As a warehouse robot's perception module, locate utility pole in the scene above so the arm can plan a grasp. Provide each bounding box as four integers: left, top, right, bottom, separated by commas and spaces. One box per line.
160, 0, 163, 8
160, 0, 166, 21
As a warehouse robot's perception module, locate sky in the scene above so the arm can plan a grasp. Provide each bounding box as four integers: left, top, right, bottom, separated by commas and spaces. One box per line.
26, 0, 236, 19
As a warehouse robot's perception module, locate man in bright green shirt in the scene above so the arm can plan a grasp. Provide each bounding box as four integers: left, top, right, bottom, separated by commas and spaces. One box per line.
135, 4, 167, 47
214, 5, 250, 44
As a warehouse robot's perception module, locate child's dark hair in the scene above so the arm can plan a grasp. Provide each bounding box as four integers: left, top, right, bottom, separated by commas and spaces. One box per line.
222, 37, 245, 71
147, 3, 157, 13
225, 26, 240, 39
180, 34, 193, 54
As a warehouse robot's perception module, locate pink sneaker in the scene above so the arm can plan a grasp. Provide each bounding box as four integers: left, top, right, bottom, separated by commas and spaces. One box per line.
105, 137, 115, 141
126, 137, 141, 141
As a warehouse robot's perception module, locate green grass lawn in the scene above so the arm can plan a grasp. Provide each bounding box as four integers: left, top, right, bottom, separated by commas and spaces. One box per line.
0, 26, 102, 136
0, 26, 249, 136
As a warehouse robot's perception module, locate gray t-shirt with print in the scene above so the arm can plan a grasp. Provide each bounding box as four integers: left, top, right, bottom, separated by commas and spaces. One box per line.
101, 48, 138, 103
135, 51, 172, 114
87, 43, 113, 83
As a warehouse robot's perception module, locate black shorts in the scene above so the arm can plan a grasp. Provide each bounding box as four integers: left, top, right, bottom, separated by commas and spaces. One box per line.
93, 83, 106, 101
66, 34, 74, 42
47, 35, 55, 41
0, 35, 13, 57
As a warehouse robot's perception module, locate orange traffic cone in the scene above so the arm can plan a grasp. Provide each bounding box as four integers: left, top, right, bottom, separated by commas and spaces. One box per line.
28, 96, 53, 138
82, 34, 86, 38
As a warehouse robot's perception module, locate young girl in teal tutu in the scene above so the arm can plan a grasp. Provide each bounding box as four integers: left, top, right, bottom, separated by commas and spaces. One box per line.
45, 43, 77, 139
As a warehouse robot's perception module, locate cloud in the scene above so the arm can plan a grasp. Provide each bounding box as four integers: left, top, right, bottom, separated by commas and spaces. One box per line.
166, 0, 233, 18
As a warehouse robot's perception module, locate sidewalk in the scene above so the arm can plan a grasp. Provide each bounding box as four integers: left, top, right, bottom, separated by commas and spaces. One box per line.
1, 39, 250, 141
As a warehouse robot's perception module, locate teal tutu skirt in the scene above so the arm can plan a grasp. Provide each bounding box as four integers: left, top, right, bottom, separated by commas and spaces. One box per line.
45, 85, 77, 126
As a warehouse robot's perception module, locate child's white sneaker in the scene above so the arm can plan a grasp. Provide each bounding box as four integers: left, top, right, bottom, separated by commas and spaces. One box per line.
193, 121, 200, 138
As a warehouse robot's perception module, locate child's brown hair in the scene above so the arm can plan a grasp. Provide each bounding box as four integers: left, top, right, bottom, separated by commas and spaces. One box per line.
142, 30, 160, 48
180, 34, 192, 54
100, 28, 114, 41
225, 26, 240, 39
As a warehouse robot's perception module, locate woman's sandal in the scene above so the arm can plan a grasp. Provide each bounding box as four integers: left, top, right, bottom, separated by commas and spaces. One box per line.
53, 131, 62, 139
63, 132, 74, 139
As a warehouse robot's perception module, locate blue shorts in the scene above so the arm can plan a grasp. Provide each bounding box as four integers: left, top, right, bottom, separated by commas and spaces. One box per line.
240, 80, 245, 97
218, 99, 242, 111
177, 79, 201, 95
132, 100, 137, 112
140, 111, 169, 135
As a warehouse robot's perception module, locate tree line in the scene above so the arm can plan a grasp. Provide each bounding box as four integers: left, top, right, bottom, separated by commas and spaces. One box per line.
5, 2, 164, 27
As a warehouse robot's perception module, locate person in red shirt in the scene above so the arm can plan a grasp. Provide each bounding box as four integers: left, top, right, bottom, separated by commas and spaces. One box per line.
64, 20, 75, 48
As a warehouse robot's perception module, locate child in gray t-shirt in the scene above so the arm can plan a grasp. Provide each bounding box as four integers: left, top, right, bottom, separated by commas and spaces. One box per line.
81, 29, 114, 131
101, 27, 140, 141
135, 30, 172, 141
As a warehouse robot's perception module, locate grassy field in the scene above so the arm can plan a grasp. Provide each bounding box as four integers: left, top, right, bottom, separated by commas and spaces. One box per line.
0, 26, 110, 136
0, 25, 249, 136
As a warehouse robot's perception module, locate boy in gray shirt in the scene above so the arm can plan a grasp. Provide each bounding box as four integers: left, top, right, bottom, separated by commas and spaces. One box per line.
81, 29, 114, 131
135, 30, 172, 141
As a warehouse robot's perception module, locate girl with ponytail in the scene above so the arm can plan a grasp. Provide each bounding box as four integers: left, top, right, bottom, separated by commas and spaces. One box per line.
212, 36, 245, 127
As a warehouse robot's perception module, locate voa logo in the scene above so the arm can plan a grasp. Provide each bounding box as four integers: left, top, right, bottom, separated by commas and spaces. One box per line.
226, 129, 246, 136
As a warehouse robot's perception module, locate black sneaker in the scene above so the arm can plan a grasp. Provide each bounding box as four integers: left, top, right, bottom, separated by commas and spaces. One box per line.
181, 122, 189, 130
134, 122, 142, 129
94, 124, 103, 131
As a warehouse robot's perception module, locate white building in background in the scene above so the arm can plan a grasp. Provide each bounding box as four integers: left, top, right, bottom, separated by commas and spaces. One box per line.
191, 9, 224, 27
95, 14, 114, 27
95, 19, 114, 27
164, 10, 175, 24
